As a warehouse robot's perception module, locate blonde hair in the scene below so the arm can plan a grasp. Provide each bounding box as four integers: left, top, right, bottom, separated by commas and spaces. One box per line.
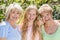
22, 5, 42, 40
26, 4, 37, 11
38, 4, 53, 14
5, 3, 23, 21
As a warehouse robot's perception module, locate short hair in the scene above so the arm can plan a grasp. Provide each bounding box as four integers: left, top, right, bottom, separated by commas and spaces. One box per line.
38, 4, 53, 14
5, 3, 23, 21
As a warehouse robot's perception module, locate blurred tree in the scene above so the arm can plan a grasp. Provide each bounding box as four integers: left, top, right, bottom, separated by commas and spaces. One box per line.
0, 0, 60, 22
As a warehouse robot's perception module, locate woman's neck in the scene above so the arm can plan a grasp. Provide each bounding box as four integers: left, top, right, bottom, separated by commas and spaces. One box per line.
44, 19, 58, 34
45, 19, 55, 26
28, 21, 33, 27
8, 20, 16, 29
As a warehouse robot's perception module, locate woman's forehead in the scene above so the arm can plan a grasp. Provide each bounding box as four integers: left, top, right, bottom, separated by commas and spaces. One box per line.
27, 9, 36, 13
41, 12, 49, 16
29, 8, 36, 11
29, 9, 36, 12
11, 8, 19, 11
10, 8, 21, 13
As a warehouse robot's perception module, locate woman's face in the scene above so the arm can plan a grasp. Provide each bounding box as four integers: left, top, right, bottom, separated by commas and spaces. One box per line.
27, 9, 37, 22
9, 8, 20, 23
41, 12, 52, 23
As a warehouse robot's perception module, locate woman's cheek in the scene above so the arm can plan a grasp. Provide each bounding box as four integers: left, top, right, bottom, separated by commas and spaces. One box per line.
10, 14, 13, 20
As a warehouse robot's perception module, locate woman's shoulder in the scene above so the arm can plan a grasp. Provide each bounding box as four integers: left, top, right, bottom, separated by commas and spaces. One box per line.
0, 21, 7, 32
0, 21, 9, 30
0, 21, 7, 27
0, 21, 7, 37
54, 20, 60, 26
0, 21, 6, 26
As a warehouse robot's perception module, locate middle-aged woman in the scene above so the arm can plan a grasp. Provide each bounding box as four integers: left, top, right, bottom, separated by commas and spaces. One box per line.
0, 3, 23, 40
38, 4, 60, 40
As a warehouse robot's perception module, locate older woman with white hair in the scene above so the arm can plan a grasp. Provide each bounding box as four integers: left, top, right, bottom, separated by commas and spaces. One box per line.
0, 3, 23, 40
38, 4, 60, 40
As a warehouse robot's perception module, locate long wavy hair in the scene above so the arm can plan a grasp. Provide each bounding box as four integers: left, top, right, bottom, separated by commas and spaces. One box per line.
22, 5, 43, 40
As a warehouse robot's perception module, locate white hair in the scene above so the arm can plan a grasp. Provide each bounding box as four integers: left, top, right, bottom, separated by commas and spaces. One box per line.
5, 3, 23, 20
38, 4, 53, 14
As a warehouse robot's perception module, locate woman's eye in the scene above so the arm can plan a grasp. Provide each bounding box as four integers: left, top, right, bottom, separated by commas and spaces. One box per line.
33, 14, 34, 15
12, 11, 15, 13
33, 14, 36, 15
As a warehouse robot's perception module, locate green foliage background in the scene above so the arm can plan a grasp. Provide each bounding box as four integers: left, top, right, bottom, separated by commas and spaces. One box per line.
0, 0, 60, 22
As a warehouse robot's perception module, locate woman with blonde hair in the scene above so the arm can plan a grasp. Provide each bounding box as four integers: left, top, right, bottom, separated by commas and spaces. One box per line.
22, 5, 43, 40
0, 3, 23, 40
38, 4, 60, 40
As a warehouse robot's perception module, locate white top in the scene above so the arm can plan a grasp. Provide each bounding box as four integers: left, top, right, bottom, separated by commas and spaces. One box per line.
26, 26, 40, 40
34, 32, 40, 40
26, 26, 32, 40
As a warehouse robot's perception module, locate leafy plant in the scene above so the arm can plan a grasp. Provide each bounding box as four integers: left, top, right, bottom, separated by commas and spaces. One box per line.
0, 0, 60, 23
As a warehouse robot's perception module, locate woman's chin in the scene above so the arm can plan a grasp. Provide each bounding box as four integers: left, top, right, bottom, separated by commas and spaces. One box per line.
11, 20, 16, 23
